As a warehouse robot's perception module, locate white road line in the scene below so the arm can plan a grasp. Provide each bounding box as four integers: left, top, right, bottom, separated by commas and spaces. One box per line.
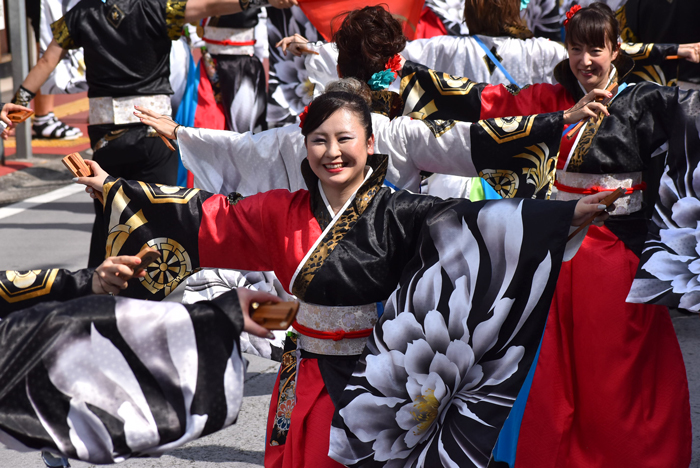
0, 184, 86, 221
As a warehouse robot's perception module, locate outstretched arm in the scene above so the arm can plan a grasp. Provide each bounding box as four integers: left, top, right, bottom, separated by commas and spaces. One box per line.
13, 40, 66, 105
184, 0, 298, 24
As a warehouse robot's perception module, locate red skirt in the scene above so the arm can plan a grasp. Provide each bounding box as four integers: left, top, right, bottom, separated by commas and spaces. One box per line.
264, 357, 345, 468
515, 225, 692, 467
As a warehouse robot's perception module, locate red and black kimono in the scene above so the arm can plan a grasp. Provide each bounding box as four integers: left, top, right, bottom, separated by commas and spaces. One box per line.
399, 57, 696, 467
88, 110, 592, 467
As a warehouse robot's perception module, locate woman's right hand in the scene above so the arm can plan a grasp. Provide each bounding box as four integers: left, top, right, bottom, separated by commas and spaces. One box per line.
74, 159, 110, 200
275, 33, 318, 57
563, 88, 612, 125
134, 105, 180, 139
92, 255, 147, 295
236, 287, 281, 339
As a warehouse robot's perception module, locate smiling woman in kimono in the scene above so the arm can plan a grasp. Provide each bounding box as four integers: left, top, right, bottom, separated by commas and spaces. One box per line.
78, 89, 609, 467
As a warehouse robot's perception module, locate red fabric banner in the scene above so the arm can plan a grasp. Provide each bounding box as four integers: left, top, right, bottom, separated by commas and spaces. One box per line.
297, 0, 425, 41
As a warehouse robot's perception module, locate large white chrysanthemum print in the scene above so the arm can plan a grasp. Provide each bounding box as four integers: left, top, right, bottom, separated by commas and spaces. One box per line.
331, 200, 554, 467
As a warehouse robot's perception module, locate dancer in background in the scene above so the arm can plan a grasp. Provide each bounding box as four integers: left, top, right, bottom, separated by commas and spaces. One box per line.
12, 0, 297, 268
399, 3, 697, 466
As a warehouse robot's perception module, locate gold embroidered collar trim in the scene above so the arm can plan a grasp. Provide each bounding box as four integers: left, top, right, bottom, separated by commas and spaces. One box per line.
292, 154, 388, 298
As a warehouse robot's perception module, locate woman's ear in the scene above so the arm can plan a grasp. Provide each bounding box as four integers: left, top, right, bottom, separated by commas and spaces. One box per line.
367, 134, 375, 154
612, 42, 621, 61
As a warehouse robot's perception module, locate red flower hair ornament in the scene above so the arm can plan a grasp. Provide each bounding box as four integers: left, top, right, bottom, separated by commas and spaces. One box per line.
563, 4, 582, 29
298, 104, 310, 129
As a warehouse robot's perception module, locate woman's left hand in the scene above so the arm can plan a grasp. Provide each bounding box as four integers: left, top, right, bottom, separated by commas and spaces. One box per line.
571, 192, 611, 226
563, 88, 611, 125
74, 159, 110, 200
134, 106, 180, 139
275, 33, 318, 57
678, 42, 700, 63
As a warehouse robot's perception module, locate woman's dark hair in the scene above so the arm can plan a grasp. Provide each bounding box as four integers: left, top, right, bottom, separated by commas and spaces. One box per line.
301, 91, 373, 141
333, 6, 407, 83
565, 2, 620, 52
464, 0, 531, 38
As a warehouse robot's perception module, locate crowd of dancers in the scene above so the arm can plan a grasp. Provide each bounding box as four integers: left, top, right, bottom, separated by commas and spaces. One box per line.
1, 0, 700, 467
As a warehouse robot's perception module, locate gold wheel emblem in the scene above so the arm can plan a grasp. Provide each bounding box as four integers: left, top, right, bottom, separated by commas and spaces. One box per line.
139, 238, 193, 296
479, 169, 519, 198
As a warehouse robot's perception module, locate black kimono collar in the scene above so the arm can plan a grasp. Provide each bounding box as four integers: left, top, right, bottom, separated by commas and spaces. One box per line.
301, 154, 389, 230
553, 53, 635, 102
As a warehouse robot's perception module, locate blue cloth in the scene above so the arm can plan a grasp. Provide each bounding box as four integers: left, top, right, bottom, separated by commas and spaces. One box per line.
174, 53, 200, 187
473, 35, 523, 88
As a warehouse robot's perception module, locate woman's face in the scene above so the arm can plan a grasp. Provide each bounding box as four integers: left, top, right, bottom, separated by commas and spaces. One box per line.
567, 39, 619, 93
306, 108, 374, 194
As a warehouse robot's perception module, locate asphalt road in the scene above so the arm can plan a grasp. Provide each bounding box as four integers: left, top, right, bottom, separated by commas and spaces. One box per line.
0, 183, 699, 467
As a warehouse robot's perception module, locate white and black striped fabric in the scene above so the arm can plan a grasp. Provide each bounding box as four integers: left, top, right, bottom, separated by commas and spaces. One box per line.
0, 290, 246, 463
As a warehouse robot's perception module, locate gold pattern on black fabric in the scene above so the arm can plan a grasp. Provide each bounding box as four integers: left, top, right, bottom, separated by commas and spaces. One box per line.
270, 334, 298, 446
94, 128, 130, 152
166, 0, 187, 41
0, 270, 59, 303
370, 90, 403, 119
621, 43, 653, 61
50, 17, 76, 49
514, 143, 557, 199
428, 69, 476, 96
483, 46, 504, 76
421, 119, 457, 138
479, 169, 519, 198
504, 83, 525, 96
292, 155, 388, 299
107, 4, 126, 29
633, 65, 671, 86
478, 115, 535, 144
568, 111, 607, 171
138, 181, 200, 204
139, 238, 194, 296
227, 193, 244, 206
616, 7, 638, 43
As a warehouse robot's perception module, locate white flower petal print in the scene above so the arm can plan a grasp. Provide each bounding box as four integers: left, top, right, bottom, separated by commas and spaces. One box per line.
679, 290, 700, 311
365, 351, 410, 399
404, 340, 436, 380
412, 263, 443, 315
500, 252, 552, 352
480, 345, 525, 388
382, 311, 427, 354
472, 297, 515, 360
424, 310, 451, 355
339, 393, 406, 442
672, 197, 700, 230
448, 276, 473, 342
397, 372, 450, 446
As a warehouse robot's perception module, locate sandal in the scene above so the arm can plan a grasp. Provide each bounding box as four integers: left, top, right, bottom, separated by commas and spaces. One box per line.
32, 112, 83, 140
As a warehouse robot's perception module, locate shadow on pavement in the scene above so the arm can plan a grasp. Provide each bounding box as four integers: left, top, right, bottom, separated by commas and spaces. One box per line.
243, 372, 277, 397
169, 445, 264, 463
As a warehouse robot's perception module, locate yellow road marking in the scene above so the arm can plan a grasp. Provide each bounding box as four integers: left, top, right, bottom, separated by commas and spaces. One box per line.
53, 98, 89, 119
4, 136, 90, 149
